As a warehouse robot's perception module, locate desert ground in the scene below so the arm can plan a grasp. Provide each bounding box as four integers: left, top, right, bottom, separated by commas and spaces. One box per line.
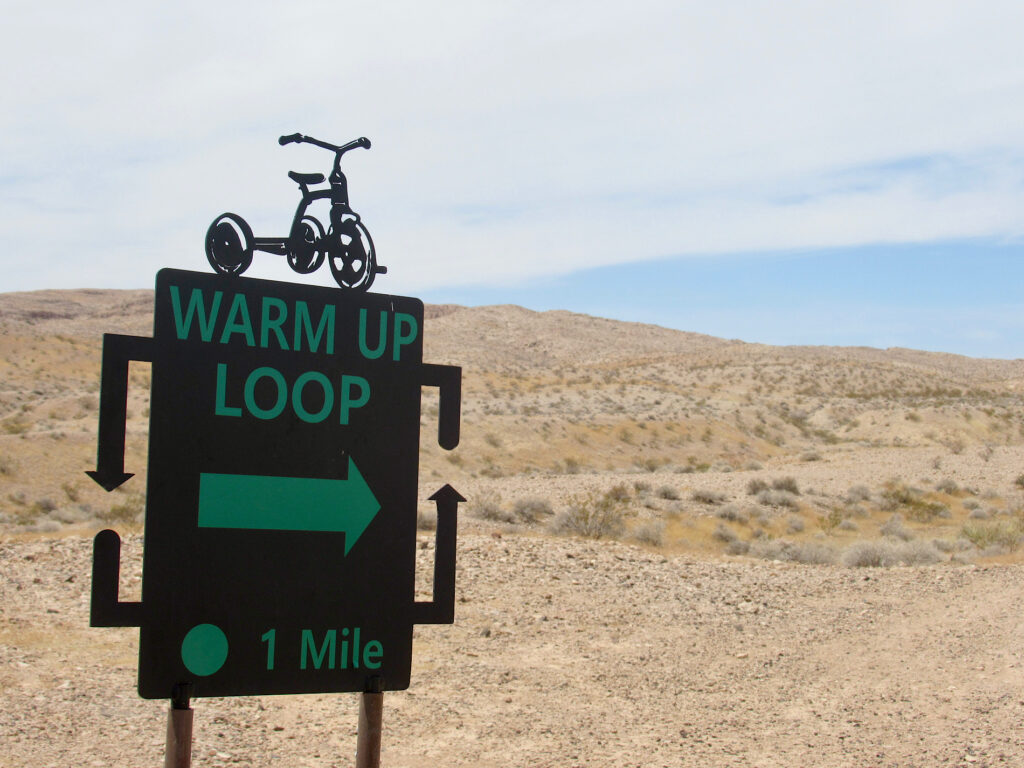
2, 287, 1024, 766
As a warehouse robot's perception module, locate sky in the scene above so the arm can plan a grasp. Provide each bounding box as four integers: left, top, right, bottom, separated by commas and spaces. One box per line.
2, 1, 1023, 358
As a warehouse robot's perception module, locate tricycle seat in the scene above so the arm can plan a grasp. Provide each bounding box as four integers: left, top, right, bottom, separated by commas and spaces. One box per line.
288, 171, 325, 185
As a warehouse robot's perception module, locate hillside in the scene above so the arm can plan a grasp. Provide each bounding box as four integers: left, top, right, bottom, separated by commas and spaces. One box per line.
2, 287, 1024, 562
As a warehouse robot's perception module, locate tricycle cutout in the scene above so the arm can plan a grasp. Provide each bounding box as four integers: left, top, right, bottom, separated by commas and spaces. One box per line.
206, 134, 387, 292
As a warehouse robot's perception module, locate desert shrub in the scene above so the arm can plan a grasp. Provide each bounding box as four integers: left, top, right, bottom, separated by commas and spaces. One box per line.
772, 476, 800, 495
968, 508, 989, 520
630, 520, 665, 547
638, 457, 662, 472
746, 478, 769, 495
471, 494, 515, 524
716, 504, 748, 524
881, 484, 946, 522
633, 480, 652, 494
98, 493, 145, 525
842, 541, 894, 568
894, 540, 943, 565
725, 540, 750, 555
480, 464, 505, 478
0, 455, 15, 476
657, 485, 680, 501
749, 539, 836, 564
786, 515, 805, 534
846, 485, 871, 503
692, 489, 726, 505
50, 505, 91, 525
818, 508, 843, 533
801, 450, 822, 462
513, 497, 553, 523
962, 498, 980, 510
550, 493, 624, 539
605, 484, 631, 502
961, 519, 1024, 552
745, 461, 763, 471
909, 502, 948, 522
417, 508, 437, 530
935, 478, 959, 494
711, 522, 739, 543
880, 513, 913, 541
1015, 474, 1024, 490
756, 489, 799, 509
837, 519, 859, 532
842, 539, 943, 568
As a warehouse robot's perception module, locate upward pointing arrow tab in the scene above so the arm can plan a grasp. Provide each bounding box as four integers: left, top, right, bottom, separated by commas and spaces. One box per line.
198, 458, 380, 556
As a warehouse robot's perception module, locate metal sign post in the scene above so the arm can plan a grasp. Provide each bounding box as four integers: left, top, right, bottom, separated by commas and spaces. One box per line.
87, 134, 464, 766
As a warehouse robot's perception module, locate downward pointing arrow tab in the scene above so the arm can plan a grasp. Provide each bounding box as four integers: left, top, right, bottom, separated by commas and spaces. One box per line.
198, 458, 380, 556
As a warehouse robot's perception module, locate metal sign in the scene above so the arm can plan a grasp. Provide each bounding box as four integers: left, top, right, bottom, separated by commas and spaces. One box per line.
89, 268, 463, 699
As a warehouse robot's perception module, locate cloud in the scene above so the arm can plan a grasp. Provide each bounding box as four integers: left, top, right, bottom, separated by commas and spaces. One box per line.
2, 1, 1024, 291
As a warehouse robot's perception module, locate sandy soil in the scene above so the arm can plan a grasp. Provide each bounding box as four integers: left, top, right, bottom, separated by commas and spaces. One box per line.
2, 530, 1023, 767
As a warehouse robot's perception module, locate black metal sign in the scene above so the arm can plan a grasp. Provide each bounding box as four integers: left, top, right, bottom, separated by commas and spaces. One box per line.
89, 268, 463, 698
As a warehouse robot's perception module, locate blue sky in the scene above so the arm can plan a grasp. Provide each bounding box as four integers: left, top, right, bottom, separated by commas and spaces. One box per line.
3, 2, 1024, 358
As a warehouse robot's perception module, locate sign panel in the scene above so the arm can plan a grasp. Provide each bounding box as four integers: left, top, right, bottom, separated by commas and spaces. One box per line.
89, 269, 462, 698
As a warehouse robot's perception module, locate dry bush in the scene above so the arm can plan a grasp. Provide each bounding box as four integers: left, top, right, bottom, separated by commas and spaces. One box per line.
846, 485, 871, 503
630, 519, 665, 547
471, 493, 515, 524
748, 539, 836, 565
605, 484, 631, 502
880, 513, 913, 541
746, 478, 768, 495
756, 489, 799, 509
716, 504, 748, 524
841, 541, 893, 568
961, 519, 1024, 552
842, 539, 943, 567
881, 484, 948, 522
98, 493, 145, 525
785, 515, 805, 534
935, 478, 959, 494
656, 485, 680, 501
1015, 474, 1024, 490
692, 489, 727, 505
550, 493, 624, 539
725, 540, 750, 555
711, 522, 739, 543
513, 497, 554, 523
417, 508, 437, 530
771, 476, 800, 495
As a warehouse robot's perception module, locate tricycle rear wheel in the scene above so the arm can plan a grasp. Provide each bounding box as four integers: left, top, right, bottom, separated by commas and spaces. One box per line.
205, 213, 254, 276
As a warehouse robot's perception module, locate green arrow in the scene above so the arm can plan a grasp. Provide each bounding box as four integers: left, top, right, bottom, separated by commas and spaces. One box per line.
198, 459, 379, 555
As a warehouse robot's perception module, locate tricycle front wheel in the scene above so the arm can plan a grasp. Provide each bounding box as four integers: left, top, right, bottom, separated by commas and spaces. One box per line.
327, 216, 380, 291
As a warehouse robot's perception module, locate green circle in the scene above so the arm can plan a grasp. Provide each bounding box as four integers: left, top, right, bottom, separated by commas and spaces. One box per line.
181, 624, 228, 676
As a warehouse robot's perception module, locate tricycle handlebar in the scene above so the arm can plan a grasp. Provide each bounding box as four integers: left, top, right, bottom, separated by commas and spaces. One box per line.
278, 133, 371, 155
